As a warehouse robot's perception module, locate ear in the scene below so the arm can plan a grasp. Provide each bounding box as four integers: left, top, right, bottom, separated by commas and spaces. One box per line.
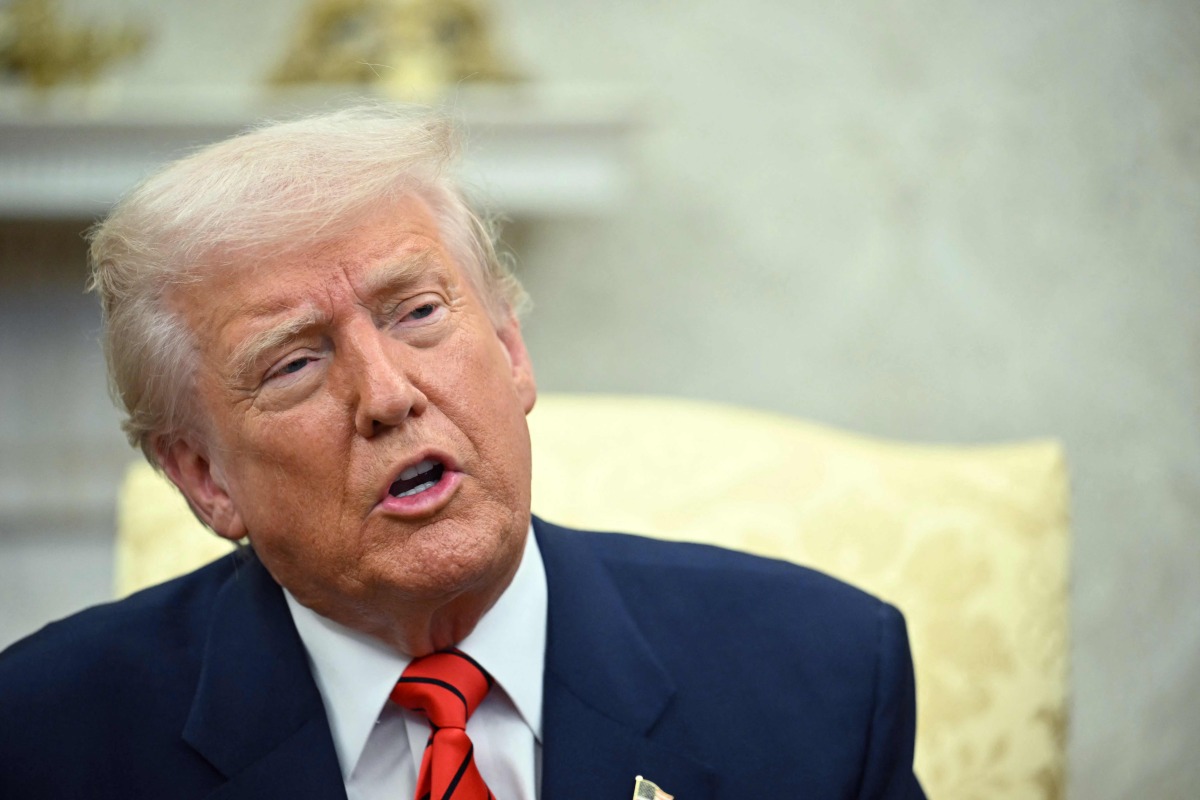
156, 435, 248, 542
496, 315, 537, 414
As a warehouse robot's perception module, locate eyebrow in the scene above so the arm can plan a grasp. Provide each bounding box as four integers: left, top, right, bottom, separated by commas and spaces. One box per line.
225, 305, 327, 385
359, 250, 443, 298
223, 251, 447, 385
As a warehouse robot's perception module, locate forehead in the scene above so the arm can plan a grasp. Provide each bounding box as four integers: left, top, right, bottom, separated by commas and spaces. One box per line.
172, 196, 463, 355
194, 197, 451, 299
209, 194, 449, 288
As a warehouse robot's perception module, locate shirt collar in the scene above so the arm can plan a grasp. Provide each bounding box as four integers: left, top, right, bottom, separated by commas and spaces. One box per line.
285, 525, 547, 780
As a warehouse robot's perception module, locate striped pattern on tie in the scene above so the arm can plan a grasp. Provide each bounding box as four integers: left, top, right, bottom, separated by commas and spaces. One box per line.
390, 648, 497, 800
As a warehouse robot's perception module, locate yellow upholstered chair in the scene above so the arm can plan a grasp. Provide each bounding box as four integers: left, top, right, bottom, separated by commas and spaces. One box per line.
116, 393, 1070, 800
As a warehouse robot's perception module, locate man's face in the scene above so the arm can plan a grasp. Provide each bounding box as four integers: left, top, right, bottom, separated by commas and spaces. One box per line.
162, 195, 536, 653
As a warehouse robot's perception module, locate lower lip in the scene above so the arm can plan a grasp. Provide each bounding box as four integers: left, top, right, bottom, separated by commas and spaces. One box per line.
376, 469, 462, 517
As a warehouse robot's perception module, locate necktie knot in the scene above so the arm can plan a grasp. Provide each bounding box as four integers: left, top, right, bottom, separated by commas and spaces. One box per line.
390, 649, 497, 800
391, 648, 494, 730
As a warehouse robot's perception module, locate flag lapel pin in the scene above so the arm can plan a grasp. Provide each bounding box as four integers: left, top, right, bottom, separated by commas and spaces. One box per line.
633, 775, 674, 800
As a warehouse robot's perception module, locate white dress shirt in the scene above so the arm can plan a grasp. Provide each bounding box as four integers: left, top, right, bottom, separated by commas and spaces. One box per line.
285, 527, 547, 800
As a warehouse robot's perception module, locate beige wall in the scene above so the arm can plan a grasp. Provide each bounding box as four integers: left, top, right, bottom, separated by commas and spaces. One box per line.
502, 5, 1200, 798
3, 1, 1198, 797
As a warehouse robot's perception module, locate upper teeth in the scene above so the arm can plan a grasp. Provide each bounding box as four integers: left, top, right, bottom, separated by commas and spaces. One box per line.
399, 459, 437, 482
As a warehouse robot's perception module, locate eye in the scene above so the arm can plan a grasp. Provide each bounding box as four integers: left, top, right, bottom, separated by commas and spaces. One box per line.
384, 294, 447, 340
267, 355, 317, 382
392, 298, 444, 328
408, 303, 436, 321
279, 357, 311, 375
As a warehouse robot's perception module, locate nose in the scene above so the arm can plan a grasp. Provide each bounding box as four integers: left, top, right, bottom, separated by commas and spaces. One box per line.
346, 324, 428, 438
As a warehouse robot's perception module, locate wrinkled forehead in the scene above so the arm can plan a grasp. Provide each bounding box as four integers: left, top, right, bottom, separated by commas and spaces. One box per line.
161, 202, 480, 412
181, 189, 428, 268
176, 194, 470, 297
171, 195, 465, 311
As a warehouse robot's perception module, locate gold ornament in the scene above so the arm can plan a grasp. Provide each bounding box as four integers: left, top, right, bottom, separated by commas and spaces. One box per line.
0, 0, 148, 89
270, 0, 517, 99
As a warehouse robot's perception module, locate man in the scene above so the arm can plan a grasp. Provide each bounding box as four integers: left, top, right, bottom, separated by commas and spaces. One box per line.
0, 106, 925, 799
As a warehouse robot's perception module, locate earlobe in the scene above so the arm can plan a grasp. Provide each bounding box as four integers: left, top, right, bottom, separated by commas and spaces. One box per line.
157, 436, 248, 541
497, 316, 537, 414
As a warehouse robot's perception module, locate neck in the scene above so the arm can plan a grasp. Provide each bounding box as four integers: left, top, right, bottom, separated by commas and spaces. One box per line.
312, 546, 524, 657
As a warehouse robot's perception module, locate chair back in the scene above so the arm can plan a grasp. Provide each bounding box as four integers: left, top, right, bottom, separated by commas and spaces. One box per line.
116, 393, 1070, 799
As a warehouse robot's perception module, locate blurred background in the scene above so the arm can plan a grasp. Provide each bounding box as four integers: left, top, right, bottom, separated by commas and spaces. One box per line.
0, 0, 1197, 797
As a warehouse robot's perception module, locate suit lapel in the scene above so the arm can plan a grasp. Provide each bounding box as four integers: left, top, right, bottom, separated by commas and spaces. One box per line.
182, 553, 347, 800
179, 525, 717, 800
535, 519, 718, 800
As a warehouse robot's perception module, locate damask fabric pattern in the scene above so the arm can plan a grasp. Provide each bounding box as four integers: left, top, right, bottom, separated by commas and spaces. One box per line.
115, 393, 1070, 800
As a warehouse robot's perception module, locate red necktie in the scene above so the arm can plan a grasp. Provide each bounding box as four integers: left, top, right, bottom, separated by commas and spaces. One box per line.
390, 648, 497, 800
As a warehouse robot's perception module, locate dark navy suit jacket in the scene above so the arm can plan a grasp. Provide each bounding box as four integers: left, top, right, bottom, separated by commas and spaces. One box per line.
0, 517, 925, 799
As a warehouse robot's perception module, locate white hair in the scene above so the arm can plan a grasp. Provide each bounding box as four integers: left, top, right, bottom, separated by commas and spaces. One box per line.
87, 103, 528, 466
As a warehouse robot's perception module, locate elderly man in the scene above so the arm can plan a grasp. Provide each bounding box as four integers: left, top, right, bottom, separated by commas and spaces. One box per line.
0, 106, 924, 799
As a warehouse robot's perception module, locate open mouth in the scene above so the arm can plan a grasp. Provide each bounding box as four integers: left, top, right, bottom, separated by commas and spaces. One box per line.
388, 458, 445, 499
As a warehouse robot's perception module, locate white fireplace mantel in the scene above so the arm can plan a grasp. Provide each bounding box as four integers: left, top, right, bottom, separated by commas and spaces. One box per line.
0, 84, 637, 219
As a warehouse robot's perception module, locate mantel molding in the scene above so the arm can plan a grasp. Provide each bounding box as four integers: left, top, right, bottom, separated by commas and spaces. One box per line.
0, 84, 637, 219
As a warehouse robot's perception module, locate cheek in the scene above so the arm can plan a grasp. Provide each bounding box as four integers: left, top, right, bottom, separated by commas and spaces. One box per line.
238, 399, 349, 464
443, 338, 532, 459
445, 327, 526, 408
225, 407, 356, 521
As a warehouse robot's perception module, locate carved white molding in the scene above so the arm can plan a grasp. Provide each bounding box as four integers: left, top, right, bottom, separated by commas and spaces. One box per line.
0, 84, 636, 219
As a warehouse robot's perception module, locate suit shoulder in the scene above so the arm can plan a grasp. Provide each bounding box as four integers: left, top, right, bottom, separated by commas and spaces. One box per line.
577, 526, 888, 618
0, 552, 242, 703
0, 553, 250, 794
537, 522, 906, 681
